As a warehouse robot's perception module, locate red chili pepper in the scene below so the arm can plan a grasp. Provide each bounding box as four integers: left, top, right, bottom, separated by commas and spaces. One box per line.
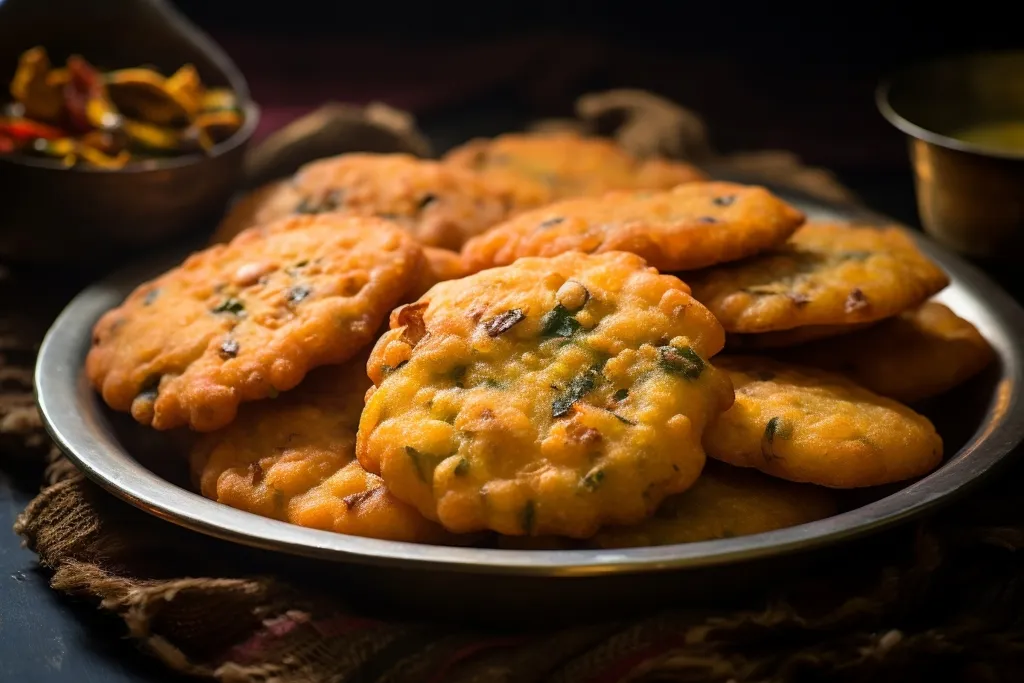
63, 55, 107, 133
0, 117, 65, 141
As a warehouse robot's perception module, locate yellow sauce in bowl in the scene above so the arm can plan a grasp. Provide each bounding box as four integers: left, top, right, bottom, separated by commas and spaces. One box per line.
951, 121, 1024, 153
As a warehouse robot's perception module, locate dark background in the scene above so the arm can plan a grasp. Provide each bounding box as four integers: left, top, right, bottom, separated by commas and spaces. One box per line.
168, 2, 1022, 166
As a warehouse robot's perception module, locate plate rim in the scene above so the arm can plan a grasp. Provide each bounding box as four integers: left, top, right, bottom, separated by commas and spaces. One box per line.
34, 189, 1024, 577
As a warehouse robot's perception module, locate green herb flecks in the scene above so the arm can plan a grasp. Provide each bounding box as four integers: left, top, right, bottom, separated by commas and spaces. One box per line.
541, 304, 583, 338
212, 297, 245, 315
382, 360, 408, 377
143, 289, 160, 306
612, 412, 636, 426
613, 388, 628, 401
406, 446, 431, 482
552, 366, 601, 418
658, 345, 705, 379
483, 308, 525, 337
761, 416, 792, 462
582, 469, 605, 491
454, 458, 470, 476
521, 500, 536, 534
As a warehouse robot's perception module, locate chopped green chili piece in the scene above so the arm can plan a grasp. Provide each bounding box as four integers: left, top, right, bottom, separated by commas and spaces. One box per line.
658, 345, 705, 379
541, 304, 583, 338
761, 416, 792, 461
613, 388, 629, 401
453, 458, 470, 476
552, 366, 600, 417
212, 297, 245, 315
406, 446, 429, 482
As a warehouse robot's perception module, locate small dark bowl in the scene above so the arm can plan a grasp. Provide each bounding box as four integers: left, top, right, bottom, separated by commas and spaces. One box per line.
0, 0, 259, 267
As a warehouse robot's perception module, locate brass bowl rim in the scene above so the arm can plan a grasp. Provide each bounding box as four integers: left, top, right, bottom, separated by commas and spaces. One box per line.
877, 50, 1024, 161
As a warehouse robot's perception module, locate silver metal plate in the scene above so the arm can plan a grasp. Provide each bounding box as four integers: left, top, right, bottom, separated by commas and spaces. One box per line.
34, 191, 1024, 581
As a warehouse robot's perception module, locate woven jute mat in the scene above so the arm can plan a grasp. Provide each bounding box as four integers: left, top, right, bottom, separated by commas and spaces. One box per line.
6, 94, 1024, 683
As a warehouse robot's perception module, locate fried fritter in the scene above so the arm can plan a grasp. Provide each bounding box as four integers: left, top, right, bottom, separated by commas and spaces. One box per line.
190, 358, 451, 543
356, 251, 734, 538
781, 301, 994, 403
726, 322, 877, 350
703, 356, 943, 488
87, 214, 422, 432
592, 462, 837, 548
211, 153, 549, 249
496, 462, 837, 549
406, 247, 469, 301
461, 182, 805, 274
443, 132, 706, 200
688, 223, 950, 334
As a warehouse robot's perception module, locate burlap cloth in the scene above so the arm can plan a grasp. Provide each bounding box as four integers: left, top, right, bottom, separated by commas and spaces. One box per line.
6, 93, 1024, 683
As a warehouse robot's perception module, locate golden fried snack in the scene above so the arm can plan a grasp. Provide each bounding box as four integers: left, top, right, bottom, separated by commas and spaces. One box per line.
406, 247, 470, 301
592, 462, 837, 548
781, 301, 994, 403
688, 223, 950, 335
356, 251, 734, 538
211, 153, 549, 249
461, 182, 804, 274
444, 131, 706, 200
87, 214, 422, 432
190, 359, 451, 543
703, 356, 943, 488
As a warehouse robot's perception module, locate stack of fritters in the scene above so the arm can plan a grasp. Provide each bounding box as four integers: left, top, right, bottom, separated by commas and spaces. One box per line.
86, 131, 993, 548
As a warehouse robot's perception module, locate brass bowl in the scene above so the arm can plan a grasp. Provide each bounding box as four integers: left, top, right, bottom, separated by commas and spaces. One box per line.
877, 51, 1024, 259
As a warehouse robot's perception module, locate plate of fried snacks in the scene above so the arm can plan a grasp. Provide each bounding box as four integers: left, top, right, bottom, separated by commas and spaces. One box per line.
36, 132, 1024, 613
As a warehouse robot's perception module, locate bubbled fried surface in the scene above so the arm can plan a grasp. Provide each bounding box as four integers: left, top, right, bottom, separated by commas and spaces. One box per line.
461, 182, 805, 273
591, 461, 837, 548
356, 251, 734, 538
443, 132, 706, 200
211, 153, 550, 249
688, 223, 950, 333
784, 302, 995, 403
189, 359, 451, 544
86, 214, 422, 432
703, 356, 943, 488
